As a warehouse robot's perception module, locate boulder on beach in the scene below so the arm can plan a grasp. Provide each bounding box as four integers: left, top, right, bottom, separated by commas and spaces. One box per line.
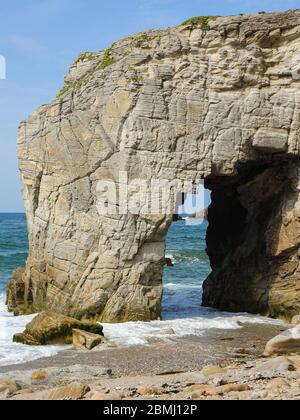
292, 315, 300, 325
264, 326, 300, 356
72, 329, 105, 350
48, 382, 90, 401
0, 377, 21, 397
254, 356, 296, 377
13, 311, 103, 346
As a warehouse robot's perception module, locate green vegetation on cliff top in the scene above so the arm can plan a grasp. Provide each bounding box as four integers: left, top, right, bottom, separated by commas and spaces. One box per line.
75, 52, 97, 64
98, 47, 115, 70
182, 16, 219, 30
57, 16, 219, 98
57, 46, 116, 98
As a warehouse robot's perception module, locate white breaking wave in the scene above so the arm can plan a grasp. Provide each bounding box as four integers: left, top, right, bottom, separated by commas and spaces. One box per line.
165, 254, 176, 264
102, 313, 283, 347
0, 294, 67, 367
165, 253, 206, 264
164, 282, 202, 290
0, 292, 284, 366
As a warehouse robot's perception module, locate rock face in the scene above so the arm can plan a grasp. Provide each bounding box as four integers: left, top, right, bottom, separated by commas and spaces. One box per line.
14, 10, 300, 322
13, 312, 103, 345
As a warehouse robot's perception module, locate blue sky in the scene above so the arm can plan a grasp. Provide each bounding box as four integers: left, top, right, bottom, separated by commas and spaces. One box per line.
0, 0, 299, 212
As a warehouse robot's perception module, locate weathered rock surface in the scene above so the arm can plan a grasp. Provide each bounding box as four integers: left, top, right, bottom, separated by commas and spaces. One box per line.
48, 382, 90, 401
6, 269, 32, 315
30, 371, 47, 384
264, 326, 300, 356
13, 311, 103, 345
292, 315, 300, 324
13, 10, 300, 322
254, 356, 296, 376
72, 328, 104, 350
190, 383, 250, 399
0, 378, 21, 397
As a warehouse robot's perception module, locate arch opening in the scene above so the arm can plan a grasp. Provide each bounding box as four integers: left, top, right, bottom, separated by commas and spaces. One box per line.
162, 189, 212, 320
162, 160, 300, 323
203, 160, 300, 321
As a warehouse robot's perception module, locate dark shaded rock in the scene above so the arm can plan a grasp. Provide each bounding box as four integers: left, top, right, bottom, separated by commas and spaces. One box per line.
203, 164, 300, 322
165, 258, 174, 267
6, 269, 34, 316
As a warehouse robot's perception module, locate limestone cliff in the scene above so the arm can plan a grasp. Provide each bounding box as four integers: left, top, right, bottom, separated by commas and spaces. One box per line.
12, 10, 300, 322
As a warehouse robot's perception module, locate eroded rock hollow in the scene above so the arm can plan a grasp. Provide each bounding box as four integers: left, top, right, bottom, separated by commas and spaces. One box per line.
11, 10, 300, 322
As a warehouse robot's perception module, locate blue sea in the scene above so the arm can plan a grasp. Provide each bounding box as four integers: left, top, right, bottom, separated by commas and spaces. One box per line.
0, 213, 280, 366
0, 214, 63, 366
163, 219, 211, 319
0, 214, 28, 292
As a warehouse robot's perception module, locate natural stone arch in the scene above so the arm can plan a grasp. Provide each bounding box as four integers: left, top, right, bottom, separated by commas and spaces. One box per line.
10, 10, 300, 322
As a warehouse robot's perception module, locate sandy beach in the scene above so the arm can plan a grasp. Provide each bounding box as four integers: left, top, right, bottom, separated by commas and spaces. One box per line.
3, 322, 300, 401
0, 323, 285, 376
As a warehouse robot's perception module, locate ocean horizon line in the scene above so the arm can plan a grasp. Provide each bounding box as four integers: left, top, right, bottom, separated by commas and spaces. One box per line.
0, 212, 25, 214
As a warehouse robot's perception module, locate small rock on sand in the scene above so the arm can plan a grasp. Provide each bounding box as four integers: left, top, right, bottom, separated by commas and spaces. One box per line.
30, 371, 47, 384
264, 326, 300, 356
190, 383, 250, 399
0, 378, 21, 395
254, 356, 296, 377
72, 329, 104, 351
48, 382, 90, 401
292, 315, 300, 325
201, 365, 227, 377
137, 386, 165, 396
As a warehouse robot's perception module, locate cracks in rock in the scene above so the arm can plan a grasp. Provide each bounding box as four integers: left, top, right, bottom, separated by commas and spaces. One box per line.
56, 88, 141, 192
73, 254, 100, 296
17, 11, 300, 322
31, 170, 43, 215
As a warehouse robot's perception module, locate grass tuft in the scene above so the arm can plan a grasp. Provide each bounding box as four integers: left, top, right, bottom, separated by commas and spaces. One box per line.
99, 47, 115, 70
57, 44, 117, 98
75, 52, 97, 64
182, 16, 219, 30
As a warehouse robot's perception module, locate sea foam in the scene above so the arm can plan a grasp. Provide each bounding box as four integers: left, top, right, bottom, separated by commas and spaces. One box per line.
102, 313, 283, 347
0, 216, 284, 367
0, 294, 66, 367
